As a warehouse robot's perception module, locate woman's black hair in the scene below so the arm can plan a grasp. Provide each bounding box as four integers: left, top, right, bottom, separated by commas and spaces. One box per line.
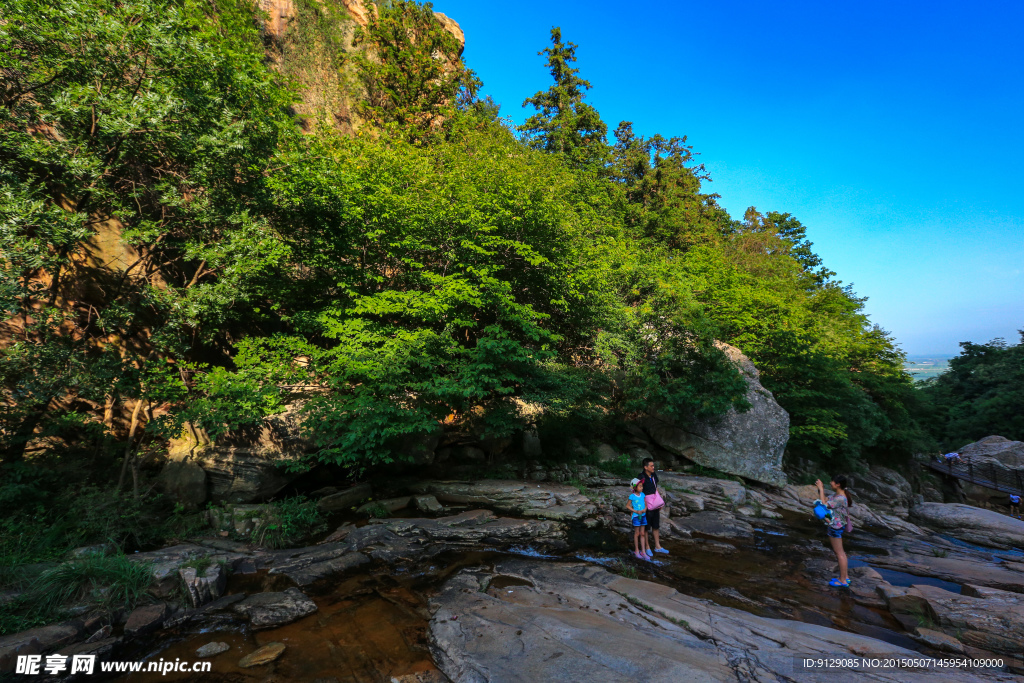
831, 474, 853, 506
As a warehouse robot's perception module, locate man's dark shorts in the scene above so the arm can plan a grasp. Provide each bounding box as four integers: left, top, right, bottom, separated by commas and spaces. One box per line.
646, 507, 661, 530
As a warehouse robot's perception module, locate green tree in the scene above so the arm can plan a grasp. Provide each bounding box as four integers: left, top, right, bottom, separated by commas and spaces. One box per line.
0, 0, 295, 466
354, 0, 472, 140
608, 121, 729, 250
918, 333, 1024, 448
521, 27, 608, 170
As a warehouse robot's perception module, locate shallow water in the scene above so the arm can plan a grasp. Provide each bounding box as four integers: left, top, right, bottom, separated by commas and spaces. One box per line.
847, 558, 963, 593
117, 551, 501, 682
117, 507, 938, 680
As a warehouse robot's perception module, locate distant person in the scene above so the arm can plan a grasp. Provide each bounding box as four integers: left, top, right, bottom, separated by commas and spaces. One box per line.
639, 458, 669, 555
943, 451, 961, 464
628, 479, 650, 561
1010, 493, 1021, 520
815, 475, 852, 587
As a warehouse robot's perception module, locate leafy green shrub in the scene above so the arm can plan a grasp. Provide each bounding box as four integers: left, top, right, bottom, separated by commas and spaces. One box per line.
600, 454, 637, 479
363, 502, 391, 519
253, 496, 326, 548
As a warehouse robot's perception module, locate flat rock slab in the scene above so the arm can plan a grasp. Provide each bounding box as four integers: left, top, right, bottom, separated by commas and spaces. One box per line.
659, 474, 748, 506
429, 559, 996, 682
232, 588, 316, 629
410, 481, 595, 520
124, 603, 170, 636
131, 543, 259, 598
413, 494, 443, 513
238, 642, 286, 668
0, 621, 85, 673
267, 542, 370, 586
676, 511, 754, 539
196, 641, 231, 657
911, 502, 1024, 549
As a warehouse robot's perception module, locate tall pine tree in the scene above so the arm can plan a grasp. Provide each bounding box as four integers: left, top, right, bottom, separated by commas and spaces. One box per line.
521, 27, 608, 170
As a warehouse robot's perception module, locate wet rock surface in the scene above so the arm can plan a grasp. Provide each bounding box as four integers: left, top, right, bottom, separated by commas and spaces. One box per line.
267, 509, 566, 586
232, 587, 317, 629
195, 641, 230, 657
238, 641, 286, 667
428, 559, 997, 682
8, 471, 1024, 680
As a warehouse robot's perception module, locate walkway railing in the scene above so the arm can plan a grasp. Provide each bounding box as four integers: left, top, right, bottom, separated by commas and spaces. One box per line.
926, 457, 1024, 497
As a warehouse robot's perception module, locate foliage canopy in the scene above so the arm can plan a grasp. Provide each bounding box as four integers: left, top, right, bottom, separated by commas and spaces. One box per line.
1, 1, 936, 494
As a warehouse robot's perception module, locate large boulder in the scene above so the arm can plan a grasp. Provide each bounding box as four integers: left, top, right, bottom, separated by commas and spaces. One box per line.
163, 404, 309, 503
155, 460, 208, 510
642, 342, 789, 487
910, 502, 1024, 549
959, 435, 1024, 468
850, 466, 914, 514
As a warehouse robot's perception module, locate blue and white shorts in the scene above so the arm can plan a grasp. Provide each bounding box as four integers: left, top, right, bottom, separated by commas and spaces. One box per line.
632, 514, 648, 527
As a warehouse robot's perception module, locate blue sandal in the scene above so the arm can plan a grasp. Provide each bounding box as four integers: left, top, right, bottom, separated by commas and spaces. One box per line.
829, 578, 851, 587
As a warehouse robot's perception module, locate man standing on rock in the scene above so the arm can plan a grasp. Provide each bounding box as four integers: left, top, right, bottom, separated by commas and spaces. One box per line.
640, 458, 669, 556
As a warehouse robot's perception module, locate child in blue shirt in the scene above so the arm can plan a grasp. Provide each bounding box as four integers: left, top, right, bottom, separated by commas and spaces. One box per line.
629, 478, 650, 561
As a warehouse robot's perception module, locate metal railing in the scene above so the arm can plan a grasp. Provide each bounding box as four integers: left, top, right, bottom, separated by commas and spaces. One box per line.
926, 456, 1024, 496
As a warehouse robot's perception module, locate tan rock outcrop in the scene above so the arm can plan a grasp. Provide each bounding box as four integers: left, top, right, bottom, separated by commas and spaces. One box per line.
162, 403, 309, 503
643, 342, 789, 487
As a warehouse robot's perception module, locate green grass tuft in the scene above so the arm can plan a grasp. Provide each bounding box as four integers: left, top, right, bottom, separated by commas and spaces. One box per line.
32, 554, 153, 614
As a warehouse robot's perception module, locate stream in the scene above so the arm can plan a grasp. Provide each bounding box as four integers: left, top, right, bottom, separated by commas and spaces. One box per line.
112, 505, 968, 682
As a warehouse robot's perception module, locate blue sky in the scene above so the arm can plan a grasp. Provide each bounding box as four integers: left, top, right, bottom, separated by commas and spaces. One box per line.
433, 0, 1024, 355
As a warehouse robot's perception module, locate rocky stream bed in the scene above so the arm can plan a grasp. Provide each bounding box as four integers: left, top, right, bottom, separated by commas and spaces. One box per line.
3, 475, 1024, 682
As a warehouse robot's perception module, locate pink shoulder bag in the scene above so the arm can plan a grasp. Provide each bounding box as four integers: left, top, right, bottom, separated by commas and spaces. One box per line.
645, 476, 665, 511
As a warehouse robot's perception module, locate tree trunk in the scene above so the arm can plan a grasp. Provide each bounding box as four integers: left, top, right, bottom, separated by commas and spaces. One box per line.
117, 398, 145, 491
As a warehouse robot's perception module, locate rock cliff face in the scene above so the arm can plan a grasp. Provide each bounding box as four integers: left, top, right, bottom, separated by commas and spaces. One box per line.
159, 404, 310, 504
643, 342, 789, 487
258, 0, 464, 134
